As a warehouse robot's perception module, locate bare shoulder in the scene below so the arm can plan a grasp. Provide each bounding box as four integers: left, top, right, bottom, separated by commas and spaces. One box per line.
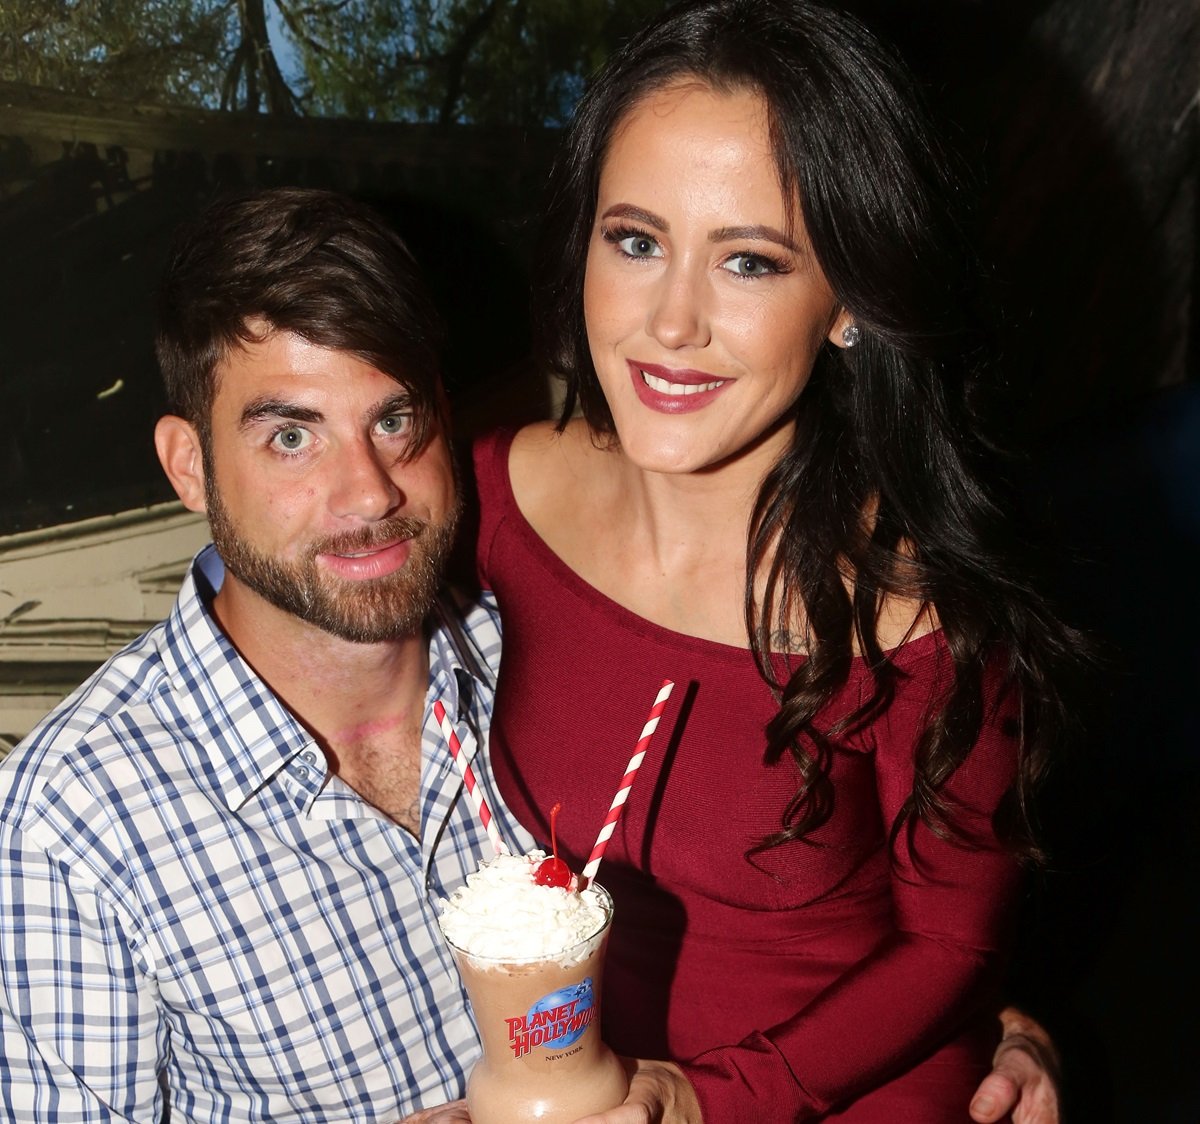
510, 417, 602, 461
509, 419, 613, 530
509, 417, 562, 459
873, 535, 942, 652
876, 594, 941, 652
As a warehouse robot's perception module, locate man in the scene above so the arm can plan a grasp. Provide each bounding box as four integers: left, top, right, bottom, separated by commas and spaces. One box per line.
0, 188, 1056, 1123
0, 188, 534, 1122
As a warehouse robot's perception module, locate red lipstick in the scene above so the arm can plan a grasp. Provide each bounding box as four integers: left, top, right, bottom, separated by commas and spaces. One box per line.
626, 360, 730, 414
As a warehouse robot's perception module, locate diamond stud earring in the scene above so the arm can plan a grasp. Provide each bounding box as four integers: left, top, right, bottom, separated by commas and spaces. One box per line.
841, 323, 861, 348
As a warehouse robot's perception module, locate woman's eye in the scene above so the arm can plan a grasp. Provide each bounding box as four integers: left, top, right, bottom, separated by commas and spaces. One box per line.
618, 233, 662, 259
721, 253, 779, 277
271, 425, 312, 453
375, 413, 412, 437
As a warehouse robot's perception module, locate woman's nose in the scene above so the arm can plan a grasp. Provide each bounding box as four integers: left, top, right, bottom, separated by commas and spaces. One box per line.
646, 263, 711, 350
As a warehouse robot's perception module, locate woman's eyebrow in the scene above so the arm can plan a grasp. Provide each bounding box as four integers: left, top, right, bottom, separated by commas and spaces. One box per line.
598, 203, 669, 230
598, 208, 802, 255
709, 224, 798, 251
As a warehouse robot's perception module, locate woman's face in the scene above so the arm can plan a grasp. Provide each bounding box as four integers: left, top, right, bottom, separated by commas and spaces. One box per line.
583, 80, 851, 476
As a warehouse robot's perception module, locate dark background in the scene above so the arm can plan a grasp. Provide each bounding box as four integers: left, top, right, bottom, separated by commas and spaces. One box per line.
1, 1, 1197, 1119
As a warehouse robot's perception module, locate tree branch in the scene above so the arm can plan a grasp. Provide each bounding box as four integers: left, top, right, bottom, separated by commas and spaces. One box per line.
439, 0, 504, 125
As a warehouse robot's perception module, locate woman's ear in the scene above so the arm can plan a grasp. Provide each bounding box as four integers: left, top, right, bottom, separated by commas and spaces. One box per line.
827, 306, 858, 349
154, 415, 207, 513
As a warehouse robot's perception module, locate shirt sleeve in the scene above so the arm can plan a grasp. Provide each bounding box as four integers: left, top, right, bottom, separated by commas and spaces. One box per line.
0, 820, 166, 1123
679, 648, 1022, 1121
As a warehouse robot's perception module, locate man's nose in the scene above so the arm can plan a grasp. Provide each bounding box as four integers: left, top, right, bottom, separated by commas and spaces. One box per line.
328, 438, 402, 521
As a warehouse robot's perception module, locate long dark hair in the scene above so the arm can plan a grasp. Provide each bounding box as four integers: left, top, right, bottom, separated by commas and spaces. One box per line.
534, 0, 1078, 862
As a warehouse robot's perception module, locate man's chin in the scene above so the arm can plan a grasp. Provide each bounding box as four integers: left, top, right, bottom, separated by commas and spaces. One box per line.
205, 489, 459, 645
302, 598, 434, 645
257, 570, 439, 644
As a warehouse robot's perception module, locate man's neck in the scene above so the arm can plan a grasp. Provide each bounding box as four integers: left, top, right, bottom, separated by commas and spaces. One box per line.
211, 573, 433, 830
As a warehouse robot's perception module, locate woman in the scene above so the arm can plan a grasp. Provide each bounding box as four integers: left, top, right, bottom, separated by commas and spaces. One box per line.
473, 1, 1074, 1120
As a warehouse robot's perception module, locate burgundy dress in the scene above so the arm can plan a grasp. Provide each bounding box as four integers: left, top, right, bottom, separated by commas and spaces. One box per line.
474, 429, 1020, 1123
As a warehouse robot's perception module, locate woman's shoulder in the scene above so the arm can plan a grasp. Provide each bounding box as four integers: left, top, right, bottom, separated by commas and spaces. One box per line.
507, 419, 628, 570
832, 529, 941, 656
510, 418, 613, 505
508, 417, 560, 462
875, 596, 940, 655
473, 420, 588, 495
509, 417, 598, 462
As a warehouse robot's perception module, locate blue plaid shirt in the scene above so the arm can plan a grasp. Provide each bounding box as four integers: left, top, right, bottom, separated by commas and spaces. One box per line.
0, 545, 533, 1123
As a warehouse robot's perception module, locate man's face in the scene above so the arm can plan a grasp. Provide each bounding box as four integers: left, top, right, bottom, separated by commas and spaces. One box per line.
200, 325, 459, 644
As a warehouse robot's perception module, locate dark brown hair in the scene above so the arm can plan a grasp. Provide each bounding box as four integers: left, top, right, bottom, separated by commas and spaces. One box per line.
156, 187, 444, 451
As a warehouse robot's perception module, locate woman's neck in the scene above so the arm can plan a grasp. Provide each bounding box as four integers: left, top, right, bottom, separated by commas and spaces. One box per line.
510, 419, 786, 646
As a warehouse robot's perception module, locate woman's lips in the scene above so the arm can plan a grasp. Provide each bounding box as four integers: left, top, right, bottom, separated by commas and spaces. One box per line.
627, 360, 730, 413
317, 537, 413, 581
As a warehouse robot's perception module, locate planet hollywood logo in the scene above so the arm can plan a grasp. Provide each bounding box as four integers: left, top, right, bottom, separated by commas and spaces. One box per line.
505, 978, 597, 1059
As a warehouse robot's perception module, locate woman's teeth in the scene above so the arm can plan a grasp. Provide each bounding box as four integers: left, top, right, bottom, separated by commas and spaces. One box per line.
641, 370, 725, 395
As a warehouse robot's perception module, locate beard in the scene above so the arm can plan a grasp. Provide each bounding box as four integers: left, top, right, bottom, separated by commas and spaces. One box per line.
205, 479, 461, 645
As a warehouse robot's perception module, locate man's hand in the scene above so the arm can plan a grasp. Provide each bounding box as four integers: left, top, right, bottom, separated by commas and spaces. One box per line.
969, 1007, 1062, 1124
398, 1098, 472, 1123
397, 1058, 701, 1124
572, 1058, 703, 1124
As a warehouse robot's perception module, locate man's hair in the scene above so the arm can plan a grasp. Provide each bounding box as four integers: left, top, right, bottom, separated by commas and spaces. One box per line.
155, 187, 444, 450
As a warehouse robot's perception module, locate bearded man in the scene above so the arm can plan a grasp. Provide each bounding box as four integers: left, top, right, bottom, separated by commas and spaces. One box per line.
0, 187, 1061, 1124
0, 188, 533, 1123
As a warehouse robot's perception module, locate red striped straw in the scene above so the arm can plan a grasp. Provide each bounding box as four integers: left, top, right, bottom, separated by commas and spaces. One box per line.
580, 679, 674, 887
433, 699, 507, 856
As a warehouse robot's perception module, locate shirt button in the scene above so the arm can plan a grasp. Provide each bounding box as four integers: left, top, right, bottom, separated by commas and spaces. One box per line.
301, 751, 317, 765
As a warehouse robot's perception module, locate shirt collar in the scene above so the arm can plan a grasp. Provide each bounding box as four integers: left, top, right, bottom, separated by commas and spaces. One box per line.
157, 546, 313, 810
159, 545, 494, 810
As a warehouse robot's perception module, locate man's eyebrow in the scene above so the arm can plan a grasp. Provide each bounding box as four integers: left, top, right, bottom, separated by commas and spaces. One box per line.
598, 203, 669, 230
239, 398, 324, 428
709, 224, 799, 251
371, 392, 415, 422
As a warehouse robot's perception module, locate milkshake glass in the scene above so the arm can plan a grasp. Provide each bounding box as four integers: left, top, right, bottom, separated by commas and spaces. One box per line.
442, 880, 628, 1123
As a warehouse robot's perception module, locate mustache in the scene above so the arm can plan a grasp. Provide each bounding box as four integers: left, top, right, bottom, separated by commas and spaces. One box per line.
308, 516, 426, 559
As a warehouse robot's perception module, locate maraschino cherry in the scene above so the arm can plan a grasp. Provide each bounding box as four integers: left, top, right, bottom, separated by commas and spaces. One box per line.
534, 802, 575, 888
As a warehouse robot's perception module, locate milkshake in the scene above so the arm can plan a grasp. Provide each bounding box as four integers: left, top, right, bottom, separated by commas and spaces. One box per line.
439, 852, 629, 1124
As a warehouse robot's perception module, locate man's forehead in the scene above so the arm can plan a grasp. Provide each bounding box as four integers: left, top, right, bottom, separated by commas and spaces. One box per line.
213, 325, 412, 404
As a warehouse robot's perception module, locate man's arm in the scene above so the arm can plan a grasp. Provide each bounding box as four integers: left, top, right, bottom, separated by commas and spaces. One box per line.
969, 1007, 1062, 1124
0, 821, 165, 1122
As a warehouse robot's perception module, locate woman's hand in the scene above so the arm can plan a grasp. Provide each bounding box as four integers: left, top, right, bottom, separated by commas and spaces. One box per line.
572, 1058, 703, 1124
969, 1007, 1062, 1124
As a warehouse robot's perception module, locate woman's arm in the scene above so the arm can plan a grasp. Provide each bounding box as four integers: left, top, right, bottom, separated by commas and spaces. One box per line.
678, 655, 1023, 1119
568, 1016, 1061, 1124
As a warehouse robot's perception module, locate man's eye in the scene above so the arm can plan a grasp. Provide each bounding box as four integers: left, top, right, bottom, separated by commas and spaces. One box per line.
271, 426, 312, 453
376, 413, 412, 437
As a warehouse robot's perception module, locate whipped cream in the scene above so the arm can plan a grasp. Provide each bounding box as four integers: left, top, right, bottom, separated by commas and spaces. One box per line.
439, 851, 610, 965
